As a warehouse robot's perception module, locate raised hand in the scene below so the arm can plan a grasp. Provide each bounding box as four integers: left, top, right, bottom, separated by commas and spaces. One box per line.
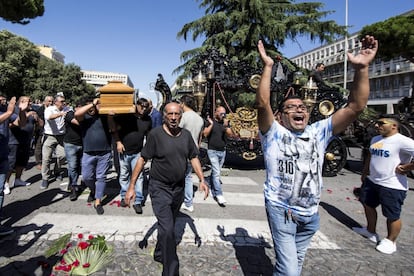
257, 40, 274, 68
347, 35, 378, 69
7, 97, 16, 113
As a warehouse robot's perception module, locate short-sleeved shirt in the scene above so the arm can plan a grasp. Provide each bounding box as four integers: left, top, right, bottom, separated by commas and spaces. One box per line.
80, 113, 111, 153
179, 110, 204, 146
0, 111, 17, 162
205, 119, 227, 151
114, 114, 152, 154
149, 108, 163, 129
368, 133, 414, 191
260, 118, 332, 216
64, 110, 82, 146
9, 114, 36, 146
142, 126, 199, 185
44, 105, 65, 135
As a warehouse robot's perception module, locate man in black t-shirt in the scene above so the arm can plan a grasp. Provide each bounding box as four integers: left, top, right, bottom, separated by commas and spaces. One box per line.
64, 103, 83, 201
203, 106, 234, 206
109, 98, 152, 214
75, 98, 112, 215
125, 102, 209, 276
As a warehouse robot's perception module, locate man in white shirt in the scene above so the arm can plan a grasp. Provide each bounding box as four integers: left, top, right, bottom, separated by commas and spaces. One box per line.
40, 95, 67, 189
354, 116, 414, 254
179, 95, 204, 212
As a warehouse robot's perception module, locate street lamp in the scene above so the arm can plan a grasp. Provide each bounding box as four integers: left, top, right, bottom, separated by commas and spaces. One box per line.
301, 77, 319, 112
192, 70, 207, 114
180, 77, 194, 94
205, 59, 215, 116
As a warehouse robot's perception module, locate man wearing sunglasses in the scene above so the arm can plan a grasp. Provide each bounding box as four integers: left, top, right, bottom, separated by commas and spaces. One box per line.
256, 35, 378, 275
353, 116, 414, 254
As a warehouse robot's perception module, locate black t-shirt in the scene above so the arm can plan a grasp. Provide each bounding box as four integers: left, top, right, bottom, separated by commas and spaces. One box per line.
80, 114, 111, 153
205, 119, 227, 151
114, 114, 152, 154
142, 126, 199, 185
36, 105, 46, 122
64, 110, 82, 146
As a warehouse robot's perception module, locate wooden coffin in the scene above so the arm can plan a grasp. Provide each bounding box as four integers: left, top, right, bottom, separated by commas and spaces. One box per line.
98, 80, 135, 114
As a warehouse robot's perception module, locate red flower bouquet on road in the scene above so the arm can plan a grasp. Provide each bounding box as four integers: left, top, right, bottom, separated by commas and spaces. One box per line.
45, 232, 113, 275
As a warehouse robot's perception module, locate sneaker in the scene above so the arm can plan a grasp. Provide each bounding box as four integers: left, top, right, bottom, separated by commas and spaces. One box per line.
40, 180, 49, 190
69, 188, 78, 201
94, 204, 104, 215
352, 227, 379, 243
0, 225, 14, 236
14, 179, 31, 187
120, 199, 128, 207
133, 204, 143, 214
3, 183, 10, 195
376, 238, 397, 254
216, 195, 227, 206
180, 203, 194, 212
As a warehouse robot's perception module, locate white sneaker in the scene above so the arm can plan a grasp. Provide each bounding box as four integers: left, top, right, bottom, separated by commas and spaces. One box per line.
352, 227, 379, 243
3, 183, 10, 195
216, 195, 227, 205
376, 238, 397, 254
14, 179, 31, 187
180, 204, 194, 212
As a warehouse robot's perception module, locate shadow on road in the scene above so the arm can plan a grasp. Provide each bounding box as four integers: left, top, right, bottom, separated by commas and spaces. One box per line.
0, 223, 55, 275
2, 188, 67, 227
320, 201, 362, 229
137, 213, 202, 250
217, 225, 273, 276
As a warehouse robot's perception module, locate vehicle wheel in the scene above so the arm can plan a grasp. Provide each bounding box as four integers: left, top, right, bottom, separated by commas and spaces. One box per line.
322, 136, 347, 177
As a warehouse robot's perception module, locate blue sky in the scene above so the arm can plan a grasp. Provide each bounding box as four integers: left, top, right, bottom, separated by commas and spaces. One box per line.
0, 0, 412, 103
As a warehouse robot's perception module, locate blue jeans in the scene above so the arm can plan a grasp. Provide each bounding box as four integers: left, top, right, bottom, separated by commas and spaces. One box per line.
81, 152, 111, 200
207, 149, 225, 197
64, 143, 83, 187
265, 200, 319, 276
119, 152, 143, 205
183, 162, 194, 207
0, 158, 9, 217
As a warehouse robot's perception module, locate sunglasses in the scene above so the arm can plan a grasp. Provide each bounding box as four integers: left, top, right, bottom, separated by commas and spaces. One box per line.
375, 120, 392, 126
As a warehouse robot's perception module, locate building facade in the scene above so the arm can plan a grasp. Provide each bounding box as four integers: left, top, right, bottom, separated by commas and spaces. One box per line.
81, 70, 134, 91
37, 45, 65, 64
290, 14, 414, 114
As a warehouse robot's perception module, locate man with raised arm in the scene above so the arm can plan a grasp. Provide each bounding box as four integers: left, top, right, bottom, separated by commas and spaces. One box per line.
256, 35, 378, 275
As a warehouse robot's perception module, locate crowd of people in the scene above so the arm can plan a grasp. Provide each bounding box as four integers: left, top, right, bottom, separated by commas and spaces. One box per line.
0, 91, 234, 275
1, 34, 413, 276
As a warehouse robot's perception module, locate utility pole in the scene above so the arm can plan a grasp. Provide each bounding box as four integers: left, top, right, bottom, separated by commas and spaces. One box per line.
343, 0, 348, 89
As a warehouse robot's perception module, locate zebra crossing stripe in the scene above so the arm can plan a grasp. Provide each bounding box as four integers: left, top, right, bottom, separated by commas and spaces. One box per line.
43, 175, 339, 249
23, 212, 339, 249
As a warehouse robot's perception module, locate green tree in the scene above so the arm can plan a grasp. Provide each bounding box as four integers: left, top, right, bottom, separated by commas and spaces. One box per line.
176, 0, 347, 78
0, 30, 40, 96
29, 57, 95, 104
0, 0, 44, 24
0, 30, 94, 103
359, 14, 414, 63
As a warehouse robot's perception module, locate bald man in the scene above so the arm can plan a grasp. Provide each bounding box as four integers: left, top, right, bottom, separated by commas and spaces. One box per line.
125, 102, 209, 276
